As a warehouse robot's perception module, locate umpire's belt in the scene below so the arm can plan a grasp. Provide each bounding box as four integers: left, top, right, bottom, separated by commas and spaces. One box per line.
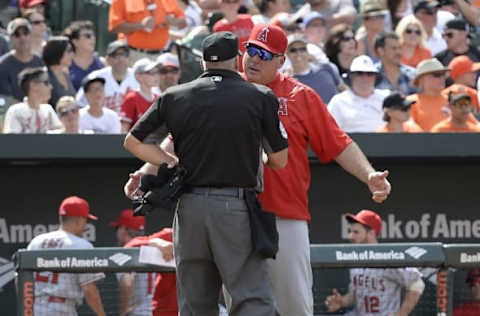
187, 187, 245, 198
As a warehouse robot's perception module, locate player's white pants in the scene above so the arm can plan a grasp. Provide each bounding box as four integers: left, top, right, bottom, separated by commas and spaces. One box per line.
268, 218, 314, 316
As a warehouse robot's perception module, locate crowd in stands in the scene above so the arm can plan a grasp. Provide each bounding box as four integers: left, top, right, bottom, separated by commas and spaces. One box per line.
1, 0, 480, 134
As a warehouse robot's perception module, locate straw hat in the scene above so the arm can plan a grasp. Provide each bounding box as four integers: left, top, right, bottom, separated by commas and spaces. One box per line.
412, 58, 450, 86
359, 0, 389, 18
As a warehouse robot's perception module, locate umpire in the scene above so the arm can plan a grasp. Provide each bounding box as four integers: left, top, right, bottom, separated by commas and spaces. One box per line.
124, 31, 288, 316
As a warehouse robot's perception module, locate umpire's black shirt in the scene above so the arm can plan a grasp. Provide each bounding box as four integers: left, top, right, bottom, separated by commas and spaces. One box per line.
130, 69, 288, 187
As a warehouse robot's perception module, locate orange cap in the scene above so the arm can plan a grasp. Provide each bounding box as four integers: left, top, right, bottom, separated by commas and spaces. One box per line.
449, 55, 480, 80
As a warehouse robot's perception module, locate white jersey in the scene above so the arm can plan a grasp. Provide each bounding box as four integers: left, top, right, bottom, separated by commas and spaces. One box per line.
3, 102, 62, 133
349, 267, 422, 316
75, 66, 139, 114
79, 106, 121, 134
116, 272, 156, 316
27, 230, 105, 315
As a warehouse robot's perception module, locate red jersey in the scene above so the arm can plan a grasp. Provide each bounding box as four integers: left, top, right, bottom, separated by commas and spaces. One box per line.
125, 228, 177, 316
258, 73, 351, 221
453, 301, 480, 316
120, 90, 159, 130
213, 15, 254, 53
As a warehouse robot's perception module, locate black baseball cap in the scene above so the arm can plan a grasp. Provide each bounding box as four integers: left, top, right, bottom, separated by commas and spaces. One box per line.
445, 18, 469, 32
414, 0, 440, 13
82, 76, 106, 92
202, 32, 240, 62
383, 92, 415, 109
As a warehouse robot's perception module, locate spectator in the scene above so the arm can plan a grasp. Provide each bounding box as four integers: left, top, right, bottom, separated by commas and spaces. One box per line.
286, 34, 342, 103
0, 18, 44, 102
454, 0, 480, 26
49, 96, 93, 134
356, 0, 389, 63
169, 0, 203, 40
408, 58, 452, 130
108, 0, 186, 61
375, 32, 417, 95
302, 11, 328, 50
18, 0, 47, 16
251, 0, 291, 24
325, 210, 424, 315
325, 23, 358, 78
435, 19, 480, 66
76, 41, 139, 114
78, 77, 121, 134
291, 0, 357, 28
328, 55, 389, 132
64, 20, 105, 91
432, 92, 480, 132
453, 268, 480, 315
23, 8, 47, 56
3, 67, 62, 133
120, 58, 160, 133
156, 52, 182, 94
42, 36, 76, 109
414, 0, 447, 55
377, 92, 423, 132
396, 15, 432, 68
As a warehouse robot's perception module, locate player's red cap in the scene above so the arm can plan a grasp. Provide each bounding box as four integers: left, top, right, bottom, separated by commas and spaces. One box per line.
19, 0, 45, 9
247, 24, 288, 55
109, 209, 145, 231
58, 196, 97, 220
449, 55, 480, 80
345, 209, 382, 235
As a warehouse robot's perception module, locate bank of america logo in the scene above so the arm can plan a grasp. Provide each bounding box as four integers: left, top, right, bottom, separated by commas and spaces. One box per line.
109, 253, 132, 266
405, 247, 427, 259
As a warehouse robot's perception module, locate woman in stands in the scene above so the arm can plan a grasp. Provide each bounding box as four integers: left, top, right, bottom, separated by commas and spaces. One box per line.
325, 23, 358, 79
396, 15, 431, 68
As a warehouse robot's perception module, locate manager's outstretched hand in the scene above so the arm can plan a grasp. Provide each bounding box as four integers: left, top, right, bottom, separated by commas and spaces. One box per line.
367, 170, 391, 203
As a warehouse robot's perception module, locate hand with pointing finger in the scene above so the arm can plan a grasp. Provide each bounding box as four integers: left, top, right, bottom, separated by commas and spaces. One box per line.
325, 288, 343, 312
367, 170, 391, 203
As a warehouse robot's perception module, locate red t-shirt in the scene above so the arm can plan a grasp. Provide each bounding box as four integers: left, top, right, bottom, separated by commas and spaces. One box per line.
453, 301, 480, 316
258, 73, 351, 221
120, 90, 159, 130
125, 228, 177, 316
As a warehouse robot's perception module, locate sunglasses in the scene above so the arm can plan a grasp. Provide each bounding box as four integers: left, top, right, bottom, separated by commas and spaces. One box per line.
442, 32, 455, 39
405, 28, 421, 36
341, 35, 355, 42
80, 32, 95, 39
31, 20, 46, 25
13, 30, 30, 38
288, 46, 307, 54
452, 98, 472, 107
246, 45, 281, 61
159, 68, 179, 74
59, 107, 79, 117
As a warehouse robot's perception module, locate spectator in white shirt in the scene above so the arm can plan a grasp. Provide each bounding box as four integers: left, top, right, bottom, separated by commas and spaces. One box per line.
328, 55, 389, 132
414, 1, 447, 55
78, 77, 121, 134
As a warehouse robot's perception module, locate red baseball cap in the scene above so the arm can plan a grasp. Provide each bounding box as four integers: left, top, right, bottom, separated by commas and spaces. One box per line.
58, 196, 97, 220
345, 210, 382, 235
19, 0, 45, 9
247, 24, 288, 55
109, 209, 145, 231
449, 55, 480, 80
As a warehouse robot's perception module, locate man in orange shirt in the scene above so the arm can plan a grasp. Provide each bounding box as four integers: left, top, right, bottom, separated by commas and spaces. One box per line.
108, 0, 186, 61
431, 92, 480, 132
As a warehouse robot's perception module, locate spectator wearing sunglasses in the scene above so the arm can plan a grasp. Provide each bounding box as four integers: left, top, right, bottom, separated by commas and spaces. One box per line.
435, 18, 480, 66
42, 36, 76, 109
23, 9, 48, 56
377, 92, 423, 132
0, 18, 45, 102
414, 0, 447, 55
63, 20, 105, 91
431, 92, 480, 132
75, 41, 139, 114
453, 268, 480, 316
49, 96, 93, 134
155, 52, 181, 94
356, 0, 389, 63
3, 67, 62, 133
395, 15, 431, 68
324, 23, 358, 79
328, 55, 389, 132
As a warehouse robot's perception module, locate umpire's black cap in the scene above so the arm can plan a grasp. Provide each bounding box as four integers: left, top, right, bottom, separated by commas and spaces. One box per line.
202, 31, 240, 62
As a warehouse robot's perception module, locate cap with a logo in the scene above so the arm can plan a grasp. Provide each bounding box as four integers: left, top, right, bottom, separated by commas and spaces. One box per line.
7, 18, 31, 36
202, 31, 240, 62
58, 196, 97, 220
109, 209, 145, 231
106, 40, 129, 56
133, 58, 159, 75
345, 210, 382, 235
383, 92, 415, 109
413, 0, 440, 14
413, 58, 450, 86
349, 55, 378, 73
360, 0, 389, 18
449, 55, 480, 80
157, 52, 180, 69
247, 24, 288, 55
302, 11, 325, 28
445, 18, 469, 32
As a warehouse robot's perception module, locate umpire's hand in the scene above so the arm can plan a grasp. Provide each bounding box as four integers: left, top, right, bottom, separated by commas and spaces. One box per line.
367, 170, 391, 203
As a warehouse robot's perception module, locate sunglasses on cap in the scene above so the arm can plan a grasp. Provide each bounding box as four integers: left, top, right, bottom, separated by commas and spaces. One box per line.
246, 45, 282, 61
59, 107, 79, 117
288, 46, 307, 54
405, 28, 421, 36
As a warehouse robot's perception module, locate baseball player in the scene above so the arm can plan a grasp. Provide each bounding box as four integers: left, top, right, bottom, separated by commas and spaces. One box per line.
110, 209, 153, 316
26, 196, 106, 316
325, 210, 425, 316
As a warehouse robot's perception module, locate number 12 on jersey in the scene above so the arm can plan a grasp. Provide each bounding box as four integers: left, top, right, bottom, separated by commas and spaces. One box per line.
364, 295, 380, 313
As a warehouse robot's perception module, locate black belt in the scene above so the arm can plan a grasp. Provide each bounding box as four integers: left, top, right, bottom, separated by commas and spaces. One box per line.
128, 45, 162, 54
187, 187, 245, 198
